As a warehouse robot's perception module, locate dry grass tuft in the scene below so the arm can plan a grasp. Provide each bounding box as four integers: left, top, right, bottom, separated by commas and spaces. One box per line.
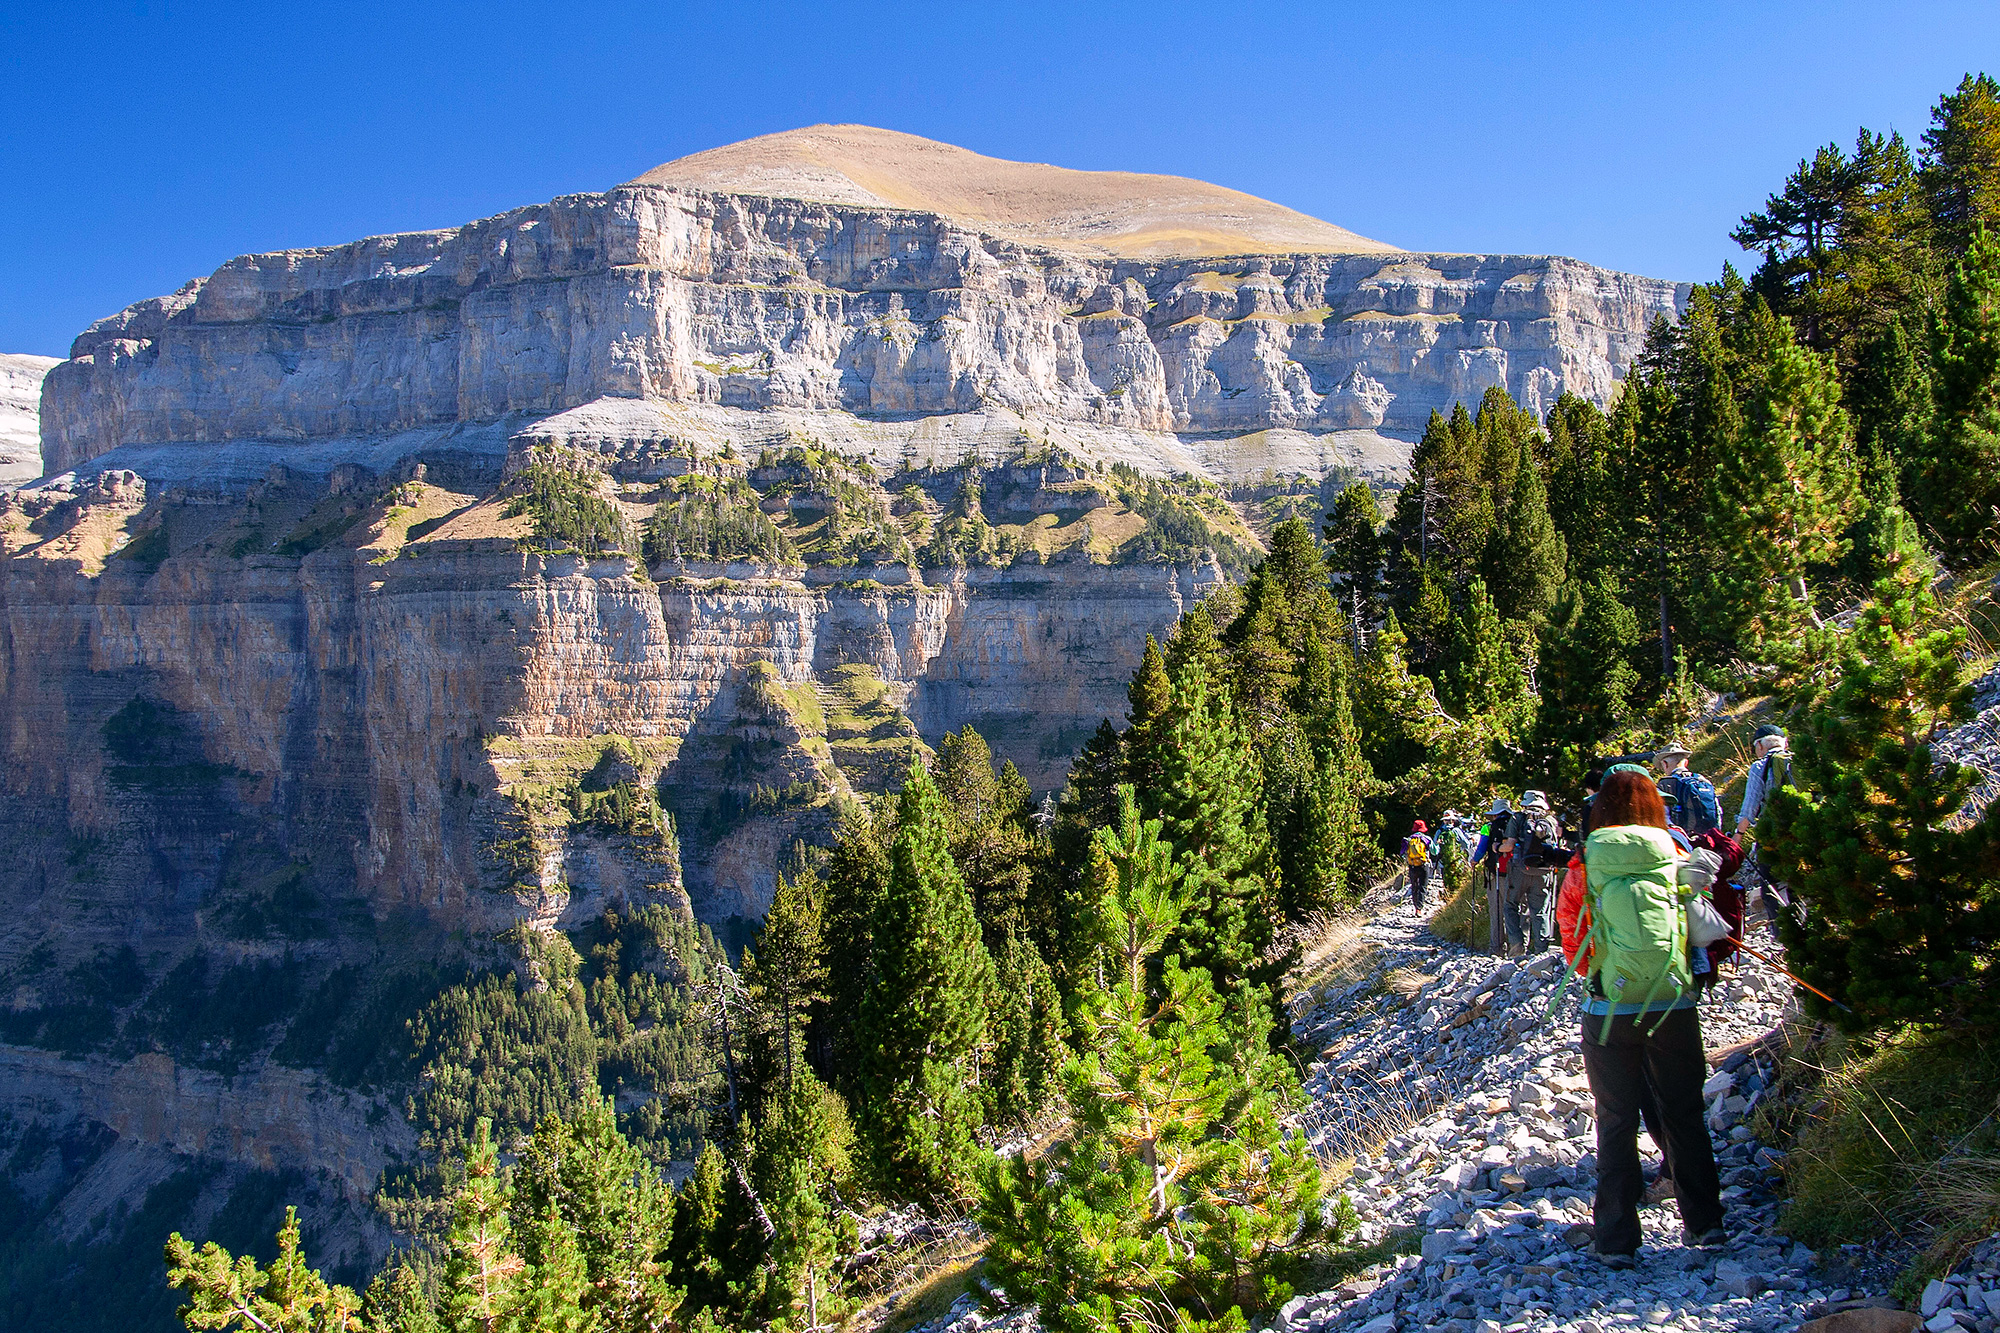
1428, 863, 1486, 950
1381, 966, 1430, 1000
1285, 909, 1379, 1024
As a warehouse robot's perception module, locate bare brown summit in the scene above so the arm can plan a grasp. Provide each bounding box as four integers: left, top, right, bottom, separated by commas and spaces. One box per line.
628, 124, 1398, 259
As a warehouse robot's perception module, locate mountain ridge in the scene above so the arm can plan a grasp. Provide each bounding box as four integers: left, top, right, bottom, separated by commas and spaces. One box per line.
627, 123, 1400, 259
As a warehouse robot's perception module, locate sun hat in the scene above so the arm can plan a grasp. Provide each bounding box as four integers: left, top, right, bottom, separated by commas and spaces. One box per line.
1413, 820, 1428, 834
1488, 797, 1512, 815
1654, 743, 1694, 763
1519, 789, 1550, 811
1605, 762, 1651, 779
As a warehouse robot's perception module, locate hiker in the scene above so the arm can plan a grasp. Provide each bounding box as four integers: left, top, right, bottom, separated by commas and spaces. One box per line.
1580, 770, 1605, 833
1473, 797, 1511, 953
1439, 810, 1475, 865
1735, 724, 1791, 837
1500, 790, 1563, 954
1735, 724, 1792, 925
1556, 768, 1725, 1267
1653, 743, 1722, 835
1402, 820, 1434, 913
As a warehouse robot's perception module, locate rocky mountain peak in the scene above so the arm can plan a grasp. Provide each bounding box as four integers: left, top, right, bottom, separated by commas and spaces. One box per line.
627, 123, 1400, 259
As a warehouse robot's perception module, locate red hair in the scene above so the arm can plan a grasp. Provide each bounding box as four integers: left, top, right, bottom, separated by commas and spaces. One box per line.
1594, 770, 1669, 830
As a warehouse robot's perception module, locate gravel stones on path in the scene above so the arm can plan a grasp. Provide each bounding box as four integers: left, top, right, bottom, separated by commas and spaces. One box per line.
1283, 895, 1876, 1333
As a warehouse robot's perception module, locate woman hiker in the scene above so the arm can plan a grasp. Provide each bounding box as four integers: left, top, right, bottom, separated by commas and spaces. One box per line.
1556, 767, 1725, 1267
1402, 819, 1434, 913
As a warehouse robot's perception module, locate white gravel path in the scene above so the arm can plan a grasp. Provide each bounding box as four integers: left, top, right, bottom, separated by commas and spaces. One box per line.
1281, 894, 1886, 1333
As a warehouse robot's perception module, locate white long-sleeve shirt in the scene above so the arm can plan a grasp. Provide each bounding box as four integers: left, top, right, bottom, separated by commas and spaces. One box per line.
1738, 749, 1791, 829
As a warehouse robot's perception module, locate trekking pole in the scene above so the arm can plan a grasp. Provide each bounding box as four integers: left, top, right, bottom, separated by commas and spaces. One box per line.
1727, 935, 1850, 1012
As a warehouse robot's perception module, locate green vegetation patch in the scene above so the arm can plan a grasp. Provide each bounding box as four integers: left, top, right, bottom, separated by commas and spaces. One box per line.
1107, 463, 1260, 574
643, 474, 796, 566
503, 450, 635, 556
100, 696, 240, 800
128, 952, 304, 1074
406, 907, 721, 1162
820, 663, 925, 791
1767, 1024, 2000, 1287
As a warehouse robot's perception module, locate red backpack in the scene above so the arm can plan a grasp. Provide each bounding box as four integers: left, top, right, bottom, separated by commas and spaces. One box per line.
1687, 830, 1745, 967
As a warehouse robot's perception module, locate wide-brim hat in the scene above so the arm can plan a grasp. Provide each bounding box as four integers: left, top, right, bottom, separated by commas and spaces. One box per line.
1653, 744, 1694, 763
1487, 797, 1512, 815
1519, 790, 1550, 811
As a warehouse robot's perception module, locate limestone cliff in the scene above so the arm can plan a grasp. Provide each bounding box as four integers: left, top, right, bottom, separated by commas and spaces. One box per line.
41, 128, 1685, 484
0, 352, 58, 487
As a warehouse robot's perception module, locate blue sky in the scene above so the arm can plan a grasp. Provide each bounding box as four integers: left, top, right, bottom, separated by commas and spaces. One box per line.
1, 0, 1995, 357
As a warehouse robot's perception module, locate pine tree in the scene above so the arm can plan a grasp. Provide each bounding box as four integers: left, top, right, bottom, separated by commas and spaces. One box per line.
1441, 576, 1533, 731
1295, 627, 1375, 899
978, 791, 1319, 1331
1486, 436, 1567, 623
1042, 719, 1124, 992
1163, 603, 1226, 685
987, 927, 1070, 1126
853, 761, 995, 1201
1764, 506, 2000, 1029
815, 805, 889, 1090
509, 1206, 595, 1333
1528, 575, 1644, 783
932, 726, 1034, 944
1229, 519, 1330, 733
442, 1122, 525, 1333
512, 1096, 681, 1333
1702, 307, 1860, 660
665, 1145, 762, 1320
1322, 480, 1384, 600
1144, 659, 1279, 991
1122, 634, 1173, 795
165, 1206, 363, 1333
1354, 609, 1452, 785
1544, 394, 1614, 580
742, 870, 827, 1115
1922, 73, 2000, 255
749, 1068, 854, 1331
1915, 227, 2000, 558
363, 1263, 441, 1333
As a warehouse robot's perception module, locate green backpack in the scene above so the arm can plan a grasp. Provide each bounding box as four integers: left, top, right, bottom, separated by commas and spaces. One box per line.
1569, 825, 1691, 1037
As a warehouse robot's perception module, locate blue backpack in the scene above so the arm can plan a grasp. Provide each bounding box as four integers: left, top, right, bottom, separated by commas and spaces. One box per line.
1664, 771, 1722, 834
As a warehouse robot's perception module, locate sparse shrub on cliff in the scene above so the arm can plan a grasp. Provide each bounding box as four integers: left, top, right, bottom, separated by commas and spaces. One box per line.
643, 474, 796, 566
1109, 464, 1258, 573
129, 952, 306, 1075
504, 452, 635, 556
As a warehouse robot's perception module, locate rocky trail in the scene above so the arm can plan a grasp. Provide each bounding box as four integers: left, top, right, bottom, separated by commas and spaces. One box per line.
1279, 893, 1896, 1333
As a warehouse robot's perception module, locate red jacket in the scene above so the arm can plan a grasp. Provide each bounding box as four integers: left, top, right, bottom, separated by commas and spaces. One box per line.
1557, 853, 1589, 965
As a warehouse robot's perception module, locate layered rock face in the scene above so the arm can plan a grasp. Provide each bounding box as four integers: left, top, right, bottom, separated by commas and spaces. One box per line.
0, 353, 58, 487
41, 176, 1685, 482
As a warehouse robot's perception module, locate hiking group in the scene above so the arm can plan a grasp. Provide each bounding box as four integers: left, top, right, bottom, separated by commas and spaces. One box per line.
1398, 725, 1793, 1270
